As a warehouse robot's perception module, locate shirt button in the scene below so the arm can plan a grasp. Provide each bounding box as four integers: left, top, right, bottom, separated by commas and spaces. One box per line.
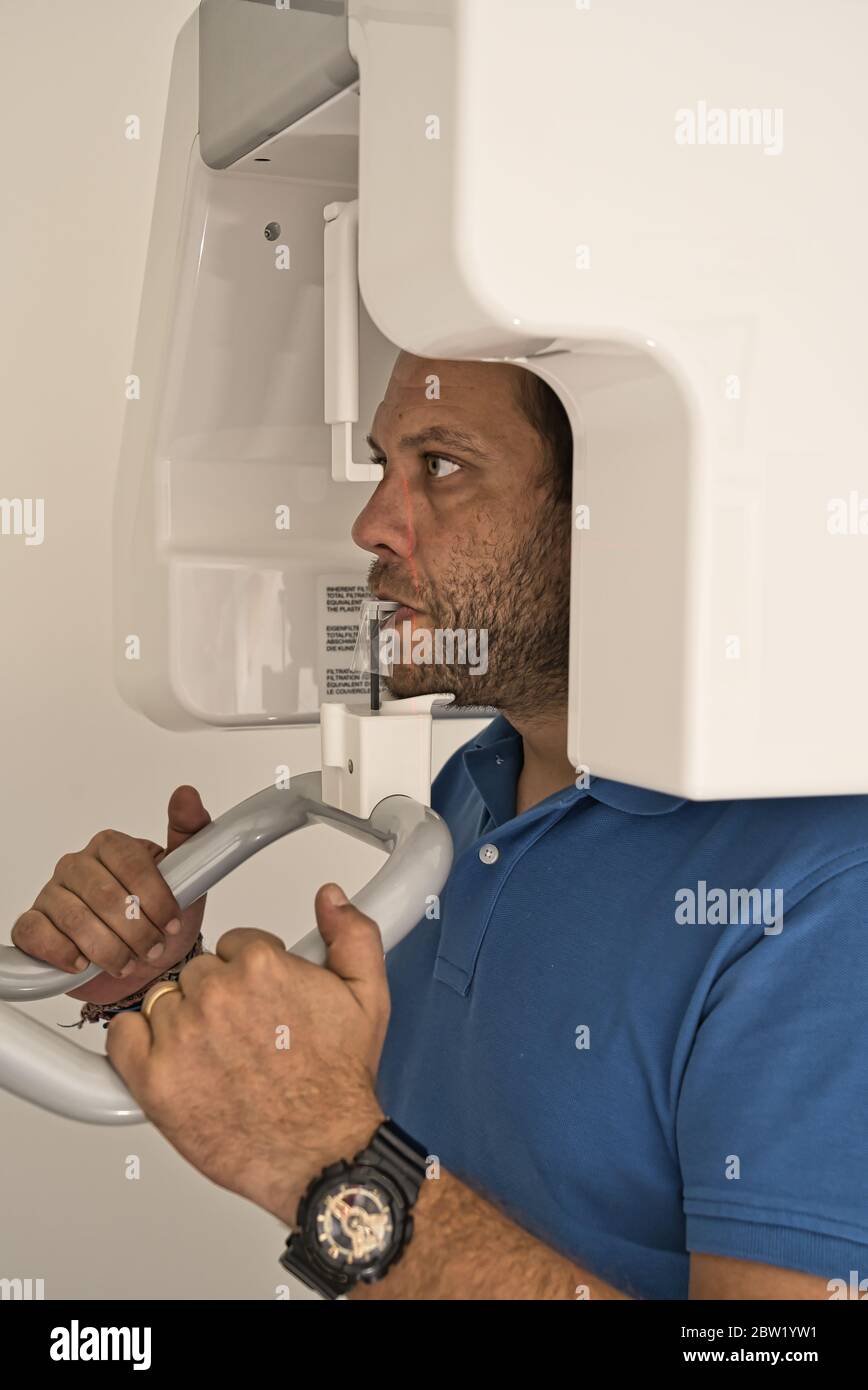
478, 842, 500, 865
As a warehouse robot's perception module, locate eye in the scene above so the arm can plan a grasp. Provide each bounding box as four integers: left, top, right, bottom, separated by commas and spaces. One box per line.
424, 453, 461, 480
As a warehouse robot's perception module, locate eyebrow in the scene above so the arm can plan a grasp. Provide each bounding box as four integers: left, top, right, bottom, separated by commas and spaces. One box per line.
365, 426, 490, 461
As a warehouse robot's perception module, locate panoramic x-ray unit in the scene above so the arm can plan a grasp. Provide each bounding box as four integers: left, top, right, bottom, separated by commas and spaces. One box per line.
2, 0, 867, 1124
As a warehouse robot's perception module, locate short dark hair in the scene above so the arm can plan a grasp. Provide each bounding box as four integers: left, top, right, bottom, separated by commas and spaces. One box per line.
514, 369, 574, 506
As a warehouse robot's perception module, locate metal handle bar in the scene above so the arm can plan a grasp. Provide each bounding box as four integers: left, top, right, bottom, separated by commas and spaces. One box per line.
0, 773, 452, 1124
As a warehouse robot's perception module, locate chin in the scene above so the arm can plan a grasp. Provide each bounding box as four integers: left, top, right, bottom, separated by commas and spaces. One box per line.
383, 667, 439, 700
384, 668, 496, 706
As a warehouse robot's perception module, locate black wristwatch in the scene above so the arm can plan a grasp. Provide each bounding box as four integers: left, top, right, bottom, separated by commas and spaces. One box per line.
279, 1117, 429, 1299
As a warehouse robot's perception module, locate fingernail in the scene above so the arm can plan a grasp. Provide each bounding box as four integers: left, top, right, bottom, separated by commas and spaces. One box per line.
73, 955, 89, 972
146, 942, 165, 961
323, 884, 348, 907
120, 960, 137, 977
165, 918, 181, 935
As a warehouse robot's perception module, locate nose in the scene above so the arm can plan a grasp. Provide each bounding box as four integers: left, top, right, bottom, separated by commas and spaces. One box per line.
351, 465, 416, 561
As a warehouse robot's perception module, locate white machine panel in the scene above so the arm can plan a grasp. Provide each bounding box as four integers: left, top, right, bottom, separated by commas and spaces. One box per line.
349, 0, 868, 797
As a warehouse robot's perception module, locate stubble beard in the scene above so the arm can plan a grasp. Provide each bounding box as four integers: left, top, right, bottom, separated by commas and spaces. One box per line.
375, 492, 572, 720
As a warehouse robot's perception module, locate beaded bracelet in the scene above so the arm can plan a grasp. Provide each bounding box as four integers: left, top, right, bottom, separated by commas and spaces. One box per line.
57, 933, 206, 1031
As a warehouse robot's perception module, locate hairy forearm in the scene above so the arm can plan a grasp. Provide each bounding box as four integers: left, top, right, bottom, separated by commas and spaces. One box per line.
348, 1169, 632, 1301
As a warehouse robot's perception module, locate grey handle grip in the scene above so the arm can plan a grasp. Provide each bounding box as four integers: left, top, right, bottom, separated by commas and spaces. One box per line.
0, 772, 452, 1125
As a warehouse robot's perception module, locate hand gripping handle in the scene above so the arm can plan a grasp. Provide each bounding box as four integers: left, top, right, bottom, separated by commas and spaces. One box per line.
0, 773, 452, 1125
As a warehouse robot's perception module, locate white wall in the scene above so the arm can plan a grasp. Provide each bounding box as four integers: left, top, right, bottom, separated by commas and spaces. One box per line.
0, 0, 486, 1300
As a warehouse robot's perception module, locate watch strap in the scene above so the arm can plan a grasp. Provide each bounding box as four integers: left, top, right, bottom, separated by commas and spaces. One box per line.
353, 1116, 428, 1206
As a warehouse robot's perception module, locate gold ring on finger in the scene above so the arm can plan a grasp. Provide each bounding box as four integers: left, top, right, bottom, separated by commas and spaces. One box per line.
141, 979, 183, 1022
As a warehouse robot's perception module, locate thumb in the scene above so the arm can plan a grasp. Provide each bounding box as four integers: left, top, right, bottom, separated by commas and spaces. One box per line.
165, 784, 212, 856
315, 883, 387, 1017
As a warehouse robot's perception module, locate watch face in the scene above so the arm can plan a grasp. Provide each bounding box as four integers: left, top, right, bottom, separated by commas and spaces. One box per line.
313, 1179, 396, 1271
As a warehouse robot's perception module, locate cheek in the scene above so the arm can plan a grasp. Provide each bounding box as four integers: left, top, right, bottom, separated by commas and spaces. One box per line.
451, 503, 502, 558
431, 515, 501, 594
414, 499, 504, 597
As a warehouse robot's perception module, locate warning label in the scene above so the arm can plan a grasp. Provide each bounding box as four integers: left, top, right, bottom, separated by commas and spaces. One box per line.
317, 576, 372, 702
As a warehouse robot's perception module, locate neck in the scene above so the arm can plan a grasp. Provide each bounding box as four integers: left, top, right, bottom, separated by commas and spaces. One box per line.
503, 704, 575, 816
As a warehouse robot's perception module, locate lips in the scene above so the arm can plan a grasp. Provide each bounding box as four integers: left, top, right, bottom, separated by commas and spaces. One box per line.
374, 590, 420, 623
381, 603, 418, 629
374, 589, 416, 607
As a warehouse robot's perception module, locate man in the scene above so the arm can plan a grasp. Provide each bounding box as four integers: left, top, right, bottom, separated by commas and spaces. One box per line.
13, 353, 868, 1300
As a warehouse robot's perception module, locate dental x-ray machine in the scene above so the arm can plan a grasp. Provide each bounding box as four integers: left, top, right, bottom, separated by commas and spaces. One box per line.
2, 0, 867, 1124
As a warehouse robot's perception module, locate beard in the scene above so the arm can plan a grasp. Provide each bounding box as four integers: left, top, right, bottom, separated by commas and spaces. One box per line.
368, 489, 572, 720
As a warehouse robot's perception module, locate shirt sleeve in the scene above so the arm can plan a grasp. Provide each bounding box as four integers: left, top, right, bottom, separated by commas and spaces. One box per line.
676, 856, 868, 1284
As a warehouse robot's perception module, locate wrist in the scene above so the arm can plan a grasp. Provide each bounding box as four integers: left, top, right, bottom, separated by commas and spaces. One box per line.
64, 933, 205, 1028
271, 1094, 387, 1230
347, 1166, 447, 1300
111, 960, 174, 1000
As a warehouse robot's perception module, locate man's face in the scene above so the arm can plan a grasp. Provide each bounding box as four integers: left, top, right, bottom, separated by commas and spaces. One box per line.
351, 352, 571, 717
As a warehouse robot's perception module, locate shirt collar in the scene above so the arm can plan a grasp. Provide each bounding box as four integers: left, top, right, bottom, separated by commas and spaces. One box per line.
462, 714, 688, 823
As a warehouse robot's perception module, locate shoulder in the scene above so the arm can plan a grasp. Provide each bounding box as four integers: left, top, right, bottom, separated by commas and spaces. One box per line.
675, 790, 868, 902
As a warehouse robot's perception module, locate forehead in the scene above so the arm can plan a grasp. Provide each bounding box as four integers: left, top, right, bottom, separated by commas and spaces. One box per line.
372, 353, 537, 452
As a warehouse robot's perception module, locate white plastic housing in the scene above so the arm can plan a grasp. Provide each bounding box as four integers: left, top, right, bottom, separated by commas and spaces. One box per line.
321, 695, 452, 818
113, 18, 397, 730
347, 0, 868, 798
323, 199, 382, 482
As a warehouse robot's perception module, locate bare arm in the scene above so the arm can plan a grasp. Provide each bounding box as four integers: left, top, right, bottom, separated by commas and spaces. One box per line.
348, 1168, 630, 1300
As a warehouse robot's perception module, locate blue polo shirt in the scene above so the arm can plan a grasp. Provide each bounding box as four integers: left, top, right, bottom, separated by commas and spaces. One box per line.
376, 715, 868, 1299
